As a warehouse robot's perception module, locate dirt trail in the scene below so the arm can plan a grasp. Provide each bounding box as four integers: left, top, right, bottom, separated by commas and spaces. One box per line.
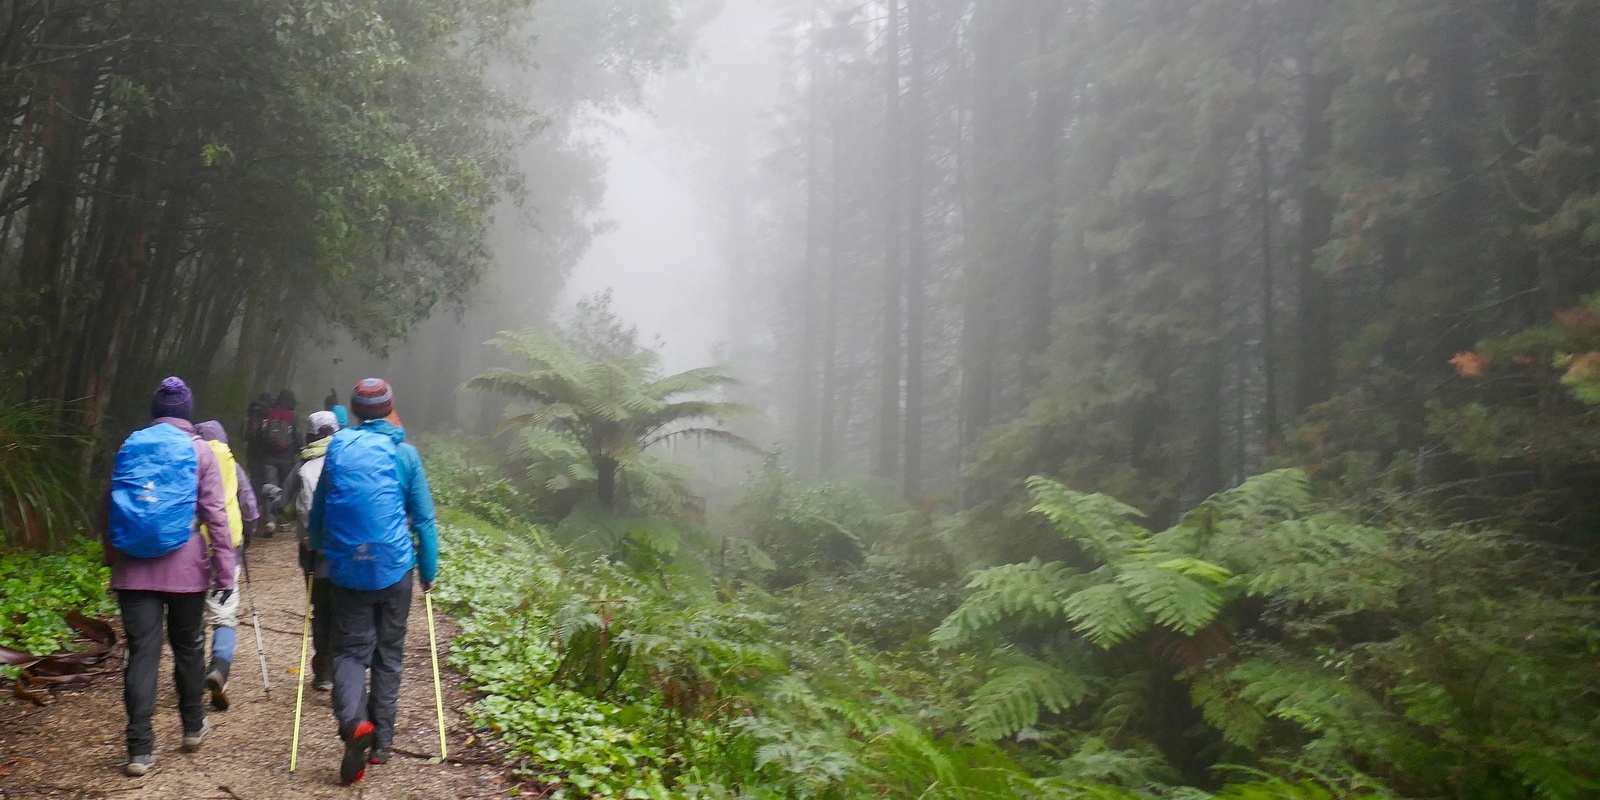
0, 533, 510, 799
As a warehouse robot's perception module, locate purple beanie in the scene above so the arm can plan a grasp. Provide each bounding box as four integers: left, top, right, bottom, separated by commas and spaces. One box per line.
151, 376, 194, 421
350, 378, 394, 421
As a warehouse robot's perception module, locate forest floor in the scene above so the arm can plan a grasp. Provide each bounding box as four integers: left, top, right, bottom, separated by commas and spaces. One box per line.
0, 533, 513, 799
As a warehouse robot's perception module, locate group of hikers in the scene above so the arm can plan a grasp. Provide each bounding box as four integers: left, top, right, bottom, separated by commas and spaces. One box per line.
103, 376, 440, 785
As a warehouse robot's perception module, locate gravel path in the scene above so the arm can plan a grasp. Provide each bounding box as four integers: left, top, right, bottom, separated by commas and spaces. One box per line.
0, 533, 511, 799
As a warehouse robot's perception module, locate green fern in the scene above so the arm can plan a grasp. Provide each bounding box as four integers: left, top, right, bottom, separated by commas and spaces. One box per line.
1113, 563, 1226, 635
1060, 580, 1151, 647
964, 653, 1091, 740
1026, 476, 1149, 565
931, 559, 1088, 647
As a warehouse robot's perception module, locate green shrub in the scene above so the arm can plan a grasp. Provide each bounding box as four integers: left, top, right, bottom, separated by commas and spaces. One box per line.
0, 538, 115, 661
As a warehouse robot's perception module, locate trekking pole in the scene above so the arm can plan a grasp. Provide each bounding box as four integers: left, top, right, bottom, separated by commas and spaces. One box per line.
290, 575, 312, 773
424, 590, 448, 761
240, 546, 271, 695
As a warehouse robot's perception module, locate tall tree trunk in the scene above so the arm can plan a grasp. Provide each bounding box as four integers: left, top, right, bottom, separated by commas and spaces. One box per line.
596, 455, 619, 512
1021, 14, 1065, 391
796, 0, 824, 473
1501, 0, 1555, 325
82, 124, 163, 471
875, 0, 903, 481
1196, 181, 1227, 499
1293, 0, 1336, 412
1258, 126, 1280, 447
1378, 94, 1411, 372
820, 90, 844, 473
959, 1, 1003, 463
902, 0, 930, 497
1254, 0, 1280, 445
18, 62, 92, 403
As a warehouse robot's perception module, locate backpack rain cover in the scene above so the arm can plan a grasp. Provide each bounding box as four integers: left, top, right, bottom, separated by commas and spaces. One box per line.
110, 423, 199, 558
322, 427, 413, 590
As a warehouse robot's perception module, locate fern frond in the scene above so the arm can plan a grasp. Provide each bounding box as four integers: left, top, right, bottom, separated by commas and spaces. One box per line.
1189, 468, 1312, 524
931, 560, 1087, 648
1114, 563, 1226, 635
1232, 516, 1403, 612
964, 654, 1091, 740
1026, 476, 1149, 564
1062, 580, 1150, 647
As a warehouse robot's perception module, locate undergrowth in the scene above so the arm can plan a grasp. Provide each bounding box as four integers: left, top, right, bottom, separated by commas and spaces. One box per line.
428, 444, 1600, 799
0, 539, 114, 673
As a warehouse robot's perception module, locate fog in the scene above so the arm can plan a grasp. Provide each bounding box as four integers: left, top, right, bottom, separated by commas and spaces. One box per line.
560, 110, 726, 377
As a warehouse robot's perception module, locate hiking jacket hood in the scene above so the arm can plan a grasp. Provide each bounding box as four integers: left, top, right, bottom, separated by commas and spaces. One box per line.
307, 418, 439, 587
293, 436, 332, 522
102, 417, 238, 593
196, 420, 260, 543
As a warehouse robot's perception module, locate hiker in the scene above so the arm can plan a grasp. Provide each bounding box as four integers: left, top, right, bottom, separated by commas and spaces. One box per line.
243, 391, 272, 499
308, 378, 439, 785
261, 389, 301, 535
278, 409, 340, 691
195, 421, 260, 711
104, 378, 237, 777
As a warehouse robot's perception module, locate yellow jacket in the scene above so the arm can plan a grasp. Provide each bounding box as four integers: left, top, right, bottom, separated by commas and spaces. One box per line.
200, 439, 244, 547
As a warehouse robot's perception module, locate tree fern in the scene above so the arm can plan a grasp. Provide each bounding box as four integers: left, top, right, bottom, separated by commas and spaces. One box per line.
931, 560, 1088, 647
1026, 476, 1149, 565
937, 466, 1403, 775
1113, 563, 1227, 636
1059, 580, 1151, 647
964, 653, 1091, 741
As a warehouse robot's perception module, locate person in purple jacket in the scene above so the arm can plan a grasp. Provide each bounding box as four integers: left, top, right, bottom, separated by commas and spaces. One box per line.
102, 378, 238, 777
195, 420, 259, 711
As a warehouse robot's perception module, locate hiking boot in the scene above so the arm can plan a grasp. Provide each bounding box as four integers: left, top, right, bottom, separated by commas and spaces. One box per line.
369, 747, 393, 765
125, 754, 155, 777
207, 659, 232, 711
181, 718, 212, 752
340, 720, 376, 785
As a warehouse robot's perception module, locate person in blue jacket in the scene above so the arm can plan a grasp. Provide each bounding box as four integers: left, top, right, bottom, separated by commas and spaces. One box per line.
308, 378, 439, 786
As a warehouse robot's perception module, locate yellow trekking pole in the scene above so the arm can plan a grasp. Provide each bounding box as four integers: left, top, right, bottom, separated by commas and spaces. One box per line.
425, 590, 448, 761
290, 575, 313, 772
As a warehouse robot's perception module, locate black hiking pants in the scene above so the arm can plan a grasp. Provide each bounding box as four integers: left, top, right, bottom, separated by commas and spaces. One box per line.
119, 590, 207, 756
330, 570, 413, 748
262, 453, 298, 493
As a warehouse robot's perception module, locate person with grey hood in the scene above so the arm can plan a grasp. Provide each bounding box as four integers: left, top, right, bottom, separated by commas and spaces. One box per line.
276, 409, 340, 689
194, 421, 259, 711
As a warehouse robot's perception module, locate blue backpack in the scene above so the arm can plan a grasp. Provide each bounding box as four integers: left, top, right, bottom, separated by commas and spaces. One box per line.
322, 427, 413, 590
109, 423, 199, 559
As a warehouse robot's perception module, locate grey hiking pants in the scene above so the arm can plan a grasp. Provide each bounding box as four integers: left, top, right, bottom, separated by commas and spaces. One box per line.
330, 570, 413, 748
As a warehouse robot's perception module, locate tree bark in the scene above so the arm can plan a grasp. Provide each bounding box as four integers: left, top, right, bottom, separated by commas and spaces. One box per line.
796, 0, 824, 473
902, 0, 930, 498
18, 61, 93, 402
820, 86, 844, 473
1021, 11, 1065, 392
1293, 0, 1336, 412
875, 0, 903, 481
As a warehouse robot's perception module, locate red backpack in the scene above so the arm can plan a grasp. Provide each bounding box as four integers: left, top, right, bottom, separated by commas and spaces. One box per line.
265, 408, 296, 453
